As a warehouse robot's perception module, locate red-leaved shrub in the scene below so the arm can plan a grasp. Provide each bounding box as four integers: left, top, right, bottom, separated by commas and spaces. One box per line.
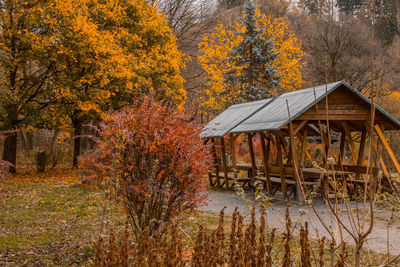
82, 96, 210, 236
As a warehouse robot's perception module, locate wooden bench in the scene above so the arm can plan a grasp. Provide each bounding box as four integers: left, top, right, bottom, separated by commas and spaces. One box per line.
333, 165, 380, 199
333, 164, 380, 177
209, 171, 252, 187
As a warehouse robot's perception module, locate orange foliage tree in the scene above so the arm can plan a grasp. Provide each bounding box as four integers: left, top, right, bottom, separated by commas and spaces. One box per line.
81, 96, 210, 236
198, 3, 304, 114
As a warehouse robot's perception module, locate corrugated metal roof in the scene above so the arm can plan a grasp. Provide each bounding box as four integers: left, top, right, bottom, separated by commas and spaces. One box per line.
202, 98, 273, 138
230, 81, 344, 133
203, 81, 400, 137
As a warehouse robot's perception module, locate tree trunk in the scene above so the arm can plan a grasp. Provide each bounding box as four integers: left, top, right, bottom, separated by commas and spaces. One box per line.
2, 131, 17, 173
88, 125, 96, 150
50, 129, 60, 153
73, 121, 82, 168
354, 250, 360, 267
20, 129, 33, 151
81, 125, 88, 152
26, 132, 33, 151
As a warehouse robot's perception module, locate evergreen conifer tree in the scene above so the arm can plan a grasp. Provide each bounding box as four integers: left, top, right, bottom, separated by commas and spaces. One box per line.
223, 0, 243, 9
226, 0, 282, 101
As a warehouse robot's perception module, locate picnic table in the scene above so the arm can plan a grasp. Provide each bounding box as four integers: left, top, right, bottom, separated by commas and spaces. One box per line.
234, 163, 358, 196
220, 162, 375, 199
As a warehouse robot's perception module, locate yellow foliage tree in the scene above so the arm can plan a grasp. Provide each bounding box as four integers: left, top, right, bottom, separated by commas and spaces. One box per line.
0, 0, 185, 169
53, 0, 186, 167
198, 6, 304, 114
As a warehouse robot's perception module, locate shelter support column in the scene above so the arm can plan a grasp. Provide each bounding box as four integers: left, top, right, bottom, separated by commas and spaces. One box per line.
276, 132, 287, 198
299, 128, 308, 167
260, 132, 272, 195
288, 118, 305, 202
220, 137, 230, 188
296, 131, 312, 165
229, 134, 238, 181
342, 121, 357, 165
338, 130, 346, 166
357, 130, 366, 166
211, 138, 221, 187
363, 122, 391, 178
247, 133, 257, 187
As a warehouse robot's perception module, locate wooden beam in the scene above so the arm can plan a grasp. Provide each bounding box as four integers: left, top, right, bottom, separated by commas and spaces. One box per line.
375, 123, 385, 169
260, 132, 272, 195
293, 120, 308, 136
338, 130, 346, 165
357, 130, 366, 166
374, 124, 400, 176
231, 133, 241, 143
319, 126, 338, 162
288, 115, 305, 202
342, 121, 357, 165
229, 133, 238, 180
363, 122, 391, 178
280, 135, 291, 162
247, 133, 257, 187
211, 138, 220, 187
267, 132, 276, 147
276, 132, 287, 198
296, 132, 312, 164
300, 109, 371, 115
220, 137, 230, 188
297, 114, 371, 121
300, 128, 308, 167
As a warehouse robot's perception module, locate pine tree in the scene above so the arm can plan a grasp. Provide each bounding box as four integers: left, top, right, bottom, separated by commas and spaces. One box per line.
223, 0, 243, 9
226, 0, 281, 101
375, 0, 399, 44
300, 0, 329, 16
337, 0, 364, 15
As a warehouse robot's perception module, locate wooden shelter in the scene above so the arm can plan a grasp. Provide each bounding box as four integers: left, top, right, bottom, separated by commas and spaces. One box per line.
203, 81, 400, 201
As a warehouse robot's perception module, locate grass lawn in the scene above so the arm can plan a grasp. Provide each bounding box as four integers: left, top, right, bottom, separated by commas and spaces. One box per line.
0, 168, 222, 266
0, 168, 119, 265
1, 167, 400, 266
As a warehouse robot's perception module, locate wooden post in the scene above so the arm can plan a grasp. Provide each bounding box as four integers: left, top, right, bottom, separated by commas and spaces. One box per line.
247, 133, 257, 187
287, 100, 305, 202
375, 124, 400, 176
357, 130, 366, 166
280, 135, 291, 162
321, 127, 338, 161
375, 123, 385, 168
276, 132, 287, 198
220, 137, 230, 188
300, 128, 308, 167
211, 138, 221, 187
229, 133, 238, 180
342, 121, 357, 165
260, 132, 272, 195
363, 122, 391, 179
338, 130, 346, 166
296, 132, 313, 164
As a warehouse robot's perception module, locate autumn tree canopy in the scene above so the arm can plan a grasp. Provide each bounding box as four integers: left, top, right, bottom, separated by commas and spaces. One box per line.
0, 0, 63, 172
0, 0, 186, 169
198, 2, 304, 114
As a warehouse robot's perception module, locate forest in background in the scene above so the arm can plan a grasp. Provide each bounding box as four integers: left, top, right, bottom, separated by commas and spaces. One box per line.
1, 0, 400, 170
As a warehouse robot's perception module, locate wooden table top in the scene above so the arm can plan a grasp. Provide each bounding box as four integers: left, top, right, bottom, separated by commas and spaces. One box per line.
234, 164, 355, 177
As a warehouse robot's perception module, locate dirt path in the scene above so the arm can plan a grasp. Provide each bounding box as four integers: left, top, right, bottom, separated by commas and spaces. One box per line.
199, 190, 400, 255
